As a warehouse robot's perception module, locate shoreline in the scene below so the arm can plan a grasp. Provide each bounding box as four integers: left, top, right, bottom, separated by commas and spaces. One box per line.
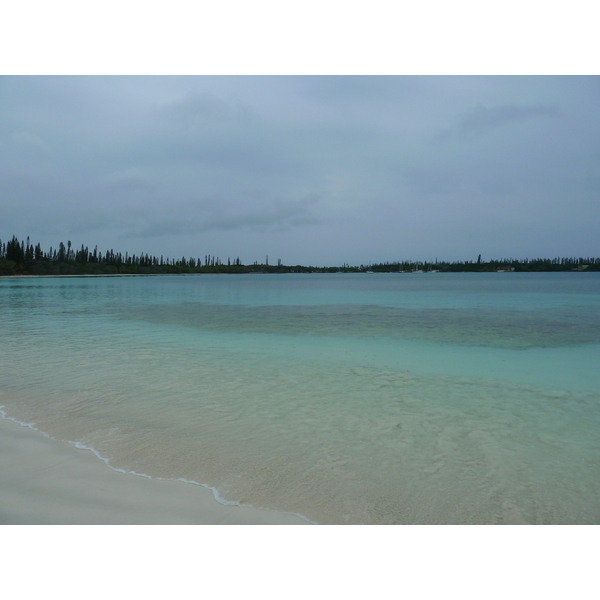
0, 414, 308, 525
2, 271, 598, 280
0, 273, 171, 278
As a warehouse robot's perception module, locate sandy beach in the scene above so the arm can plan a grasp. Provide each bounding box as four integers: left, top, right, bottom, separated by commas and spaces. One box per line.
0, 416, 307, 525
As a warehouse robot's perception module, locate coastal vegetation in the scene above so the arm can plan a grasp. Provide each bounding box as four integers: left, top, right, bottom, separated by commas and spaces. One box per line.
1, 235, 599, 276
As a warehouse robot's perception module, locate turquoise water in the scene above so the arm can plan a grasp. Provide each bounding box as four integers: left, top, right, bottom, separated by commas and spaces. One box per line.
1, 272, 599, 523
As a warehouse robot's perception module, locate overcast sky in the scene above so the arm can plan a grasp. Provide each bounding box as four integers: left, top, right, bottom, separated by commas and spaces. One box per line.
1, 75, 599, 266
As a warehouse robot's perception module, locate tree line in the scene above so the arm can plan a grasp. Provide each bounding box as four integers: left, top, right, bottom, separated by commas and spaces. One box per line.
0, 235, 290, 275
365, 256, 600, 273
1, 235, 599, 276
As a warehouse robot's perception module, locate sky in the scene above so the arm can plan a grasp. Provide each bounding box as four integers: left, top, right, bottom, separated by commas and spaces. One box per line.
1, 75, 599, 266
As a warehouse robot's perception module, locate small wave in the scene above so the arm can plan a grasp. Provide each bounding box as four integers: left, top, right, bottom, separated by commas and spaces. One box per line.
0, 406, 42, 432
0, 406, 314, 524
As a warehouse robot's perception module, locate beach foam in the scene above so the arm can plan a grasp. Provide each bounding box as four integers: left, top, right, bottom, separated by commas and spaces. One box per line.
0, 413, 307, 525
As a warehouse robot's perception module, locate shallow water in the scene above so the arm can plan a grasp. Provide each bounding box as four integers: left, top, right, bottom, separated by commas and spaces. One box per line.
1, 272, 599, 523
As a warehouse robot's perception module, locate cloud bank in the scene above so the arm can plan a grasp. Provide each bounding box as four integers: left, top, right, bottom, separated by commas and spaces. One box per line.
1, 76, 598, 265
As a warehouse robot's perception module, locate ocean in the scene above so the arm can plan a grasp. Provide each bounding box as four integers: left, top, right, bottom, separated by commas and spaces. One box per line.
1, 272, 599, 524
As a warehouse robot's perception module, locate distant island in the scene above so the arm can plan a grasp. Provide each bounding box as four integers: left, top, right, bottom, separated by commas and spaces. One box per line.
1, 235, 599, 276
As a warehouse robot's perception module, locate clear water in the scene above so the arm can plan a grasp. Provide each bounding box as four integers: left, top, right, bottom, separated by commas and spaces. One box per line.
1, 272, 599, 524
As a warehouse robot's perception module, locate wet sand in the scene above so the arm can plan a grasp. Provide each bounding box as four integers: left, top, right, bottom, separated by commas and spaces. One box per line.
0, 416, 307, 525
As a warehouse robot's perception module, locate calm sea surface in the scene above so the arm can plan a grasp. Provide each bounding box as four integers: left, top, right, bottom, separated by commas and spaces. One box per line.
1, 272, 599, 523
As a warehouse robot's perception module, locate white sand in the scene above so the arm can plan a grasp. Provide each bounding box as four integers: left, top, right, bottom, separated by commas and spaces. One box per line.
0, 416, 307, 524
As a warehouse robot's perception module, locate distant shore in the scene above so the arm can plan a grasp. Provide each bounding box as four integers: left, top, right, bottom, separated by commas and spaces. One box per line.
3, 235, 599, 276
0, 273, 166, 278
2, 270, 599, 281
0, 415, 307, 525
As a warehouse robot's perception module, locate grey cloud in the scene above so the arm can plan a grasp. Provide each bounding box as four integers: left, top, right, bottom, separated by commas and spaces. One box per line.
1, 76, 599, 265
11, 131, 50, 153
401, 168, 461, 196
159, 91, 255, 129
134, 196, 321, 238
99, 169, 158, 195
435, 103, 562, 141
460, 104, 561, 130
